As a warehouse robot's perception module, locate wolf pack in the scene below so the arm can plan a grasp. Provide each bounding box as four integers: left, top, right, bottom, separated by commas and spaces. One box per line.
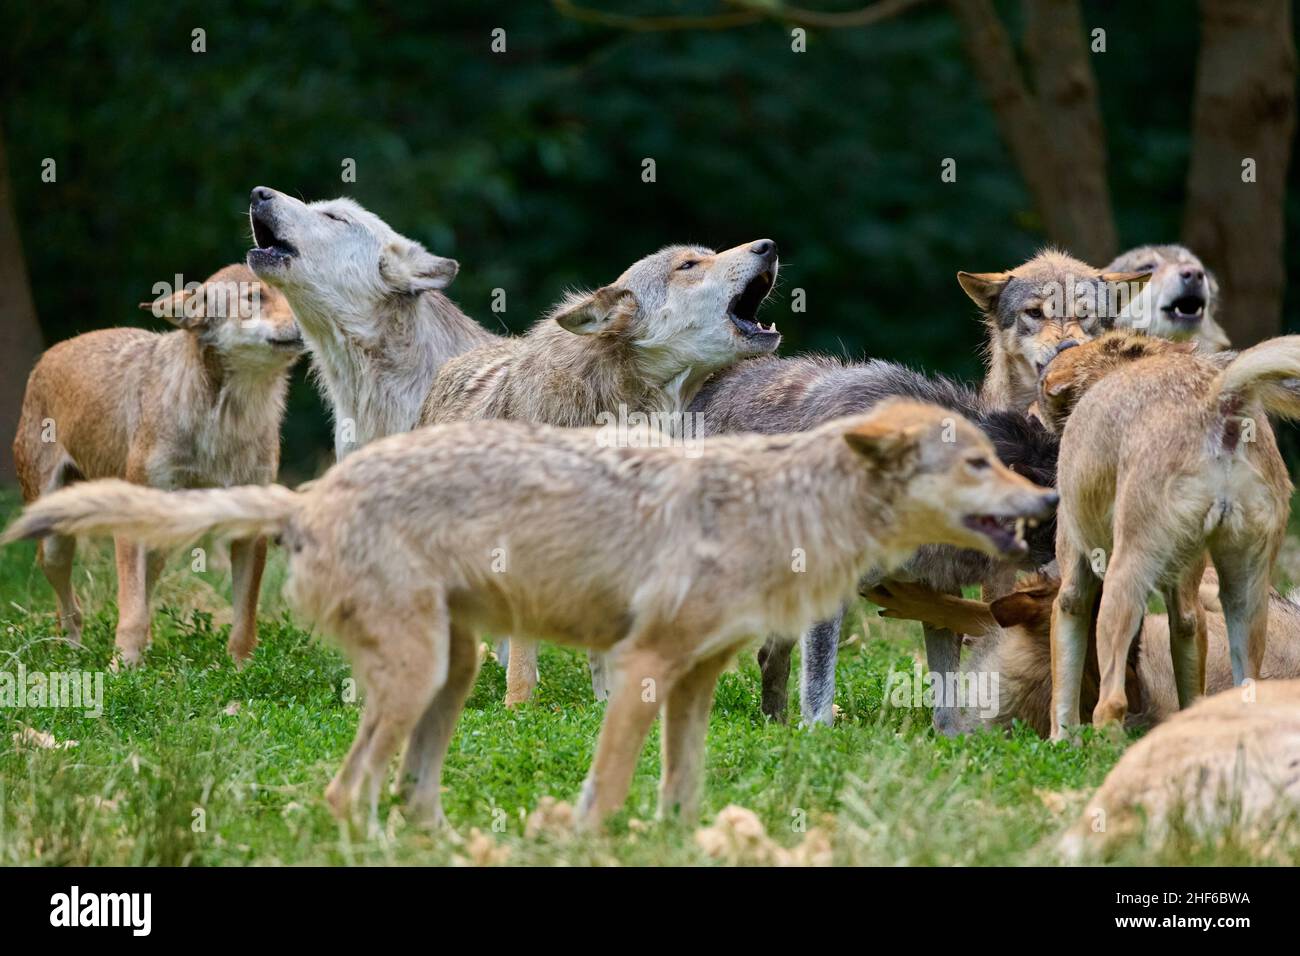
7, 187, 1300, 854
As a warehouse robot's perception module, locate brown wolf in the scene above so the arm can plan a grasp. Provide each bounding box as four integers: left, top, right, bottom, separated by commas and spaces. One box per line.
12, 264, 302, 666
956, 249, 1150, 412
1039, 331, 1300, 738
424, 240, 782, 705
4, 401, 1057, 830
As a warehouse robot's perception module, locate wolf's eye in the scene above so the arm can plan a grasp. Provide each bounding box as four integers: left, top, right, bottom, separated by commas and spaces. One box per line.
677, 260, 698, 271
1137, 263, 1156, 273
1024, 307, 1043, 320
966, 456, 991, 471
324, 212, 349, 224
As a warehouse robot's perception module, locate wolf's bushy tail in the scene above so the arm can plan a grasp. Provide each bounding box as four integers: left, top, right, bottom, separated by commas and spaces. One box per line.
1, 479, 302, 547
1212, 335, 1300, 420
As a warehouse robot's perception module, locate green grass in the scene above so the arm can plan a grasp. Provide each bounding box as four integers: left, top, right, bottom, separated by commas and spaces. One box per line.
0, 487, 1295, 866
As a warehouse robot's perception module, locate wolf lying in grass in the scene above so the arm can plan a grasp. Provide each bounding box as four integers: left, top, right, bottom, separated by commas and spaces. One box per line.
868, 569, 1300, 736
12, 264, 302, 667
1039, 331, 1300, 738
4, 400, 1056, 831
1061, 678, 1300, 859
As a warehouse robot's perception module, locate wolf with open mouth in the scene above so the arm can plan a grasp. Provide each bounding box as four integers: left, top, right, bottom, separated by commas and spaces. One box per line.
423, 239, 782, 706
246, 186, 497, 459
1106, 243, 1230, 353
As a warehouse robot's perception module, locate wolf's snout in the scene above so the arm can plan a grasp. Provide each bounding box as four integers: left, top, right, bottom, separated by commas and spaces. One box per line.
1034, 491, 1059, 517
750, 239, 777, 261
1179, 266, 1205, 283
251, 186, 276, 205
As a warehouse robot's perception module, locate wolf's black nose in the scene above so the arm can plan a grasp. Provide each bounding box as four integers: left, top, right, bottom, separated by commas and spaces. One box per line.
251, 186, 274, 204
750, 239, 777, 260
1042, 492, 1060, 510
1180, 266, 1204, 282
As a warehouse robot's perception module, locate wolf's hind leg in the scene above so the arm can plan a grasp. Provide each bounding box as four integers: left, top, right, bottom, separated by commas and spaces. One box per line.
1212, 542, 1274, 685
1162, 559, 1208, 708
328, 594, 450, 832
1051, 549, 1101, 739
38, 535, 82, 644
34, 454, 84, 643
401, 622, 479, 827
659, 650, 731, 822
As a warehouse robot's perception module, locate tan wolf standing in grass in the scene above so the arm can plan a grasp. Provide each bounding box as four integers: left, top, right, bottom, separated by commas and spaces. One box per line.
12, 264, 303, 666
4, 401, 1057, 830
1038, 331, 1300, 738
423, 240, 782, 705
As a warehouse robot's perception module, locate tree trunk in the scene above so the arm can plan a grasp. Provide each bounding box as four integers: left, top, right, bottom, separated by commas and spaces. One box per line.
1183, 0, 1296, 345
0, 125, 44, 485
948, 0, 1116, 264
1022, 0, 1117, 265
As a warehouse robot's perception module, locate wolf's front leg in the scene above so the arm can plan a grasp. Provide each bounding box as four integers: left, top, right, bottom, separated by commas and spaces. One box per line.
227, 536, 268, 666
923, 621, 963, 736
113, 537, 162, 668
799, 606, 844, 727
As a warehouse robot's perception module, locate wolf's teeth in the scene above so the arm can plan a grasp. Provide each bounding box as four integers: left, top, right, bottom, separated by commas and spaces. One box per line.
1028, 518, 1039, 529
1015, 517, 1026, 541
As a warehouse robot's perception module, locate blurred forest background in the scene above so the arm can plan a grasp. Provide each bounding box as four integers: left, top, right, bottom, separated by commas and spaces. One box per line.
2, 0, 1297, 481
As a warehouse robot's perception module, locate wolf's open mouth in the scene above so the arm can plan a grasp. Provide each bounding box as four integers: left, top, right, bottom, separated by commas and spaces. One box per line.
250, 209, 298, 264
1161, 294, 1205, 324
963, 514, 1037, 556
728, 270, 778, 339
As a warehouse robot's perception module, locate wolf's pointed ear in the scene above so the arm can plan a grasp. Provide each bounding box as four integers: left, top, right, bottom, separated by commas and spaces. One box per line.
843, 420, 923, 468
956, 271, 1011, 312
380, 244, 459, 294
550, 285, 637, 335
141, 287, 206, 329
1099, 270, 1153, 289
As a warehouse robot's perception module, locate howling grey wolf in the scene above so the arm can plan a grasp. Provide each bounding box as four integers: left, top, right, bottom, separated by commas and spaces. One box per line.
867, 569, 1300, 737
690, 356, 1058, 728
1105, 243, 1230, 353
1039, 331, 1300, 739
4, 401, 1057, 830
246, 186, 497, 459
425, 240, 782, 706
12, 264, 302, 666
1061, 678, 1300, 859
957, 249, 1151, 412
